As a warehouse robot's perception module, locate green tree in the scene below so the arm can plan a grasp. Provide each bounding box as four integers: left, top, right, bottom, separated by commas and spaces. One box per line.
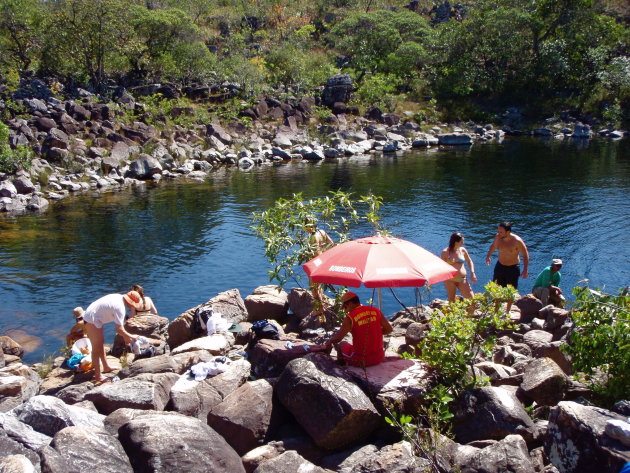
0, 0, 42, 71
40, 0, 132, 91
251, 191, 384, 288
328, 10, 431, 77
127, 5, 210, 81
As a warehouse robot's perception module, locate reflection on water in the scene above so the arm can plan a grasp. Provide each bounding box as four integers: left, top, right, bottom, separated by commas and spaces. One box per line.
1, 137, 629, 362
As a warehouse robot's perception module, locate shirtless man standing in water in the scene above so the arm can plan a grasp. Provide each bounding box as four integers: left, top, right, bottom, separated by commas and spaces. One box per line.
485, 222, 529, 312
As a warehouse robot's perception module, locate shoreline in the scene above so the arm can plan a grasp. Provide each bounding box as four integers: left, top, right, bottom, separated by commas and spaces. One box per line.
2, 89, 626, 217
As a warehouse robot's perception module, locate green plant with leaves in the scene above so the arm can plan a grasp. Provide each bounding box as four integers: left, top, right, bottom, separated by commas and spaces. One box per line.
251, 191, 385, 288
564, 284, 629, 407
405, 282, 517, 394
0, 121, 31, 172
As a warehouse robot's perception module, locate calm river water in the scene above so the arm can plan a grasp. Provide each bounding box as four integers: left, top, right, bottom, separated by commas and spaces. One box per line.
1, 137, 629, 362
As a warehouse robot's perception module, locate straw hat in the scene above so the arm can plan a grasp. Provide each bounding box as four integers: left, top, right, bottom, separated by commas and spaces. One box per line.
122, 290, 142, 310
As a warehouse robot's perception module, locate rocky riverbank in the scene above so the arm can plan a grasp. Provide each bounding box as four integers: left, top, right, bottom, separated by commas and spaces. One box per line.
1, 76, 626, 216
1, 285, 629, 473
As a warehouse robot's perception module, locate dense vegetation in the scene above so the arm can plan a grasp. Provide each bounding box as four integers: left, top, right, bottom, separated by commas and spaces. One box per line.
0, 0, 628, 124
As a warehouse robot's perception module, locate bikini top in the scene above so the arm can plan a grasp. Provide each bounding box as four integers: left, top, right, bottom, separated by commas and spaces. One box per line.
446, 252, 465, 265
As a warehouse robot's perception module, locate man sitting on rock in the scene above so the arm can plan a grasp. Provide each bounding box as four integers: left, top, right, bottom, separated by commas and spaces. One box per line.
324, 292, 393, 367
532, 259, 565, 307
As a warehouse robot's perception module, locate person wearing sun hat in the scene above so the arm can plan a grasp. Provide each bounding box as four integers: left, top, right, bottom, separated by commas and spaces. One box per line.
82, 291, 141, 383
324, 291, 393, 367
532, 259, 565, 307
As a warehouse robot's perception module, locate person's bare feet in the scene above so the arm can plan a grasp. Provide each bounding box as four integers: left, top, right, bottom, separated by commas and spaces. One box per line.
93, 377, 111, 384
102, 367, 116, 374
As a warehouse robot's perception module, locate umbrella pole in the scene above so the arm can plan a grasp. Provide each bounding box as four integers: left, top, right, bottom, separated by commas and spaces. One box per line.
378, 288, 382, 311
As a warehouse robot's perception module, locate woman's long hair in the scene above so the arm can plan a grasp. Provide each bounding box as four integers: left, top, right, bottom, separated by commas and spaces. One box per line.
448, 232, 464, 251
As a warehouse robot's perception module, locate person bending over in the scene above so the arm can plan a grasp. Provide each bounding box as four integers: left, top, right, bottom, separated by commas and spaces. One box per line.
324, 292, 393, 367
532, 259, 565, 307
83, 291, 140, 383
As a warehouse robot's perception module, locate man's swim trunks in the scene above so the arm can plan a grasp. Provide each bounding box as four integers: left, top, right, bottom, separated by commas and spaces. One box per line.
493, 262, 520, 288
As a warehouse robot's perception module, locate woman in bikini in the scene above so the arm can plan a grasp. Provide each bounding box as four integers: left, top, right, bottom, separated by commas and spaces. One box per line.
129, 284, 159, 317
441, 232, 477, 301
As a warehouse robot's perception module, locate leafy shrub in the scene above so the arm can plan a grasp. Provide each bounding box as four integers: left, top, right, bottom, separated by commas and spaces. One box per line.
0, 121, 32, 173
405, 282, 517, 394
565, 284, 630, 407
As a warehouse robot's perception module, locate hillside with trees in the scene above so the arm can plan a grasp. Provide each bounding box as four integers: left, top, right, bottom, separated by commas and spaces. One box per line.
0, 0, 628, 124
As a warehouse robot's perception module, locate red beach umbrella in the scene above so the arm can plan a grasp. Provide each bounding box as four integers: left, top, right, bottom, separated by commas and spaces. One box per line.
303, 235, 458, 288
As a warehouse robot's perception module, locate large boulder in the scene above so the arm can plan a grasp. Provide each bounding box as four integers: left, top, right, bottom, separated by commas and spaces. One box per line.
545, 401, 630, 473
321, 74, 353, 107
520, 357, 568, 405
532, 341, 573, 375
43, 426, 132, 473
438, 133, 473, 145
252, 450, 328, 473
522, 330, 553, 350
244, 285, 289, 322
247, 338, 316, 378
0, 411, 52, 451
117, 411, 246, 473
451, 386, 536, 444
515, 294, 544, 323
127, 154, 163, 179
0, 336, 24, 357
168, 358, 250, 419
170, 333, 233, 356
0, 363, 40, 409
345, 358, 434, 416
0, 435, 41, 471
10, 395, 104, 437
84, 373, 178, 415
455, 434, 534, 473
0, 454, 37, 473
287, 288, 315, 319
207, 379, 285, 455
276, 353, 381, 450
167, 289, 247, 349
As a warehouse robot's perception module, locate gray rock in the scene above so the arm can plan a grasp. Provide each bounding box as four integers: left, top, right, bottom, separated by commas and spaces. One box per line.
455, 434, 534, 473
12, 176, 36, 195
128, 154, 162, 179
118, 411, 245, 473
26, 195, 48, 212
84, 372, 178, 415
0, 412, 52, 451
452, 386, 535, 444
244, 285, 289, 322
345, 358, 434, 416
533, 128, 553, 136
321, 74, 353, 107
520, 358, 568, 406
253, 450, 328, 473
11, 395, 104, 437
571, 124, 592, 138
206, 123, 233, 144
248, 338, 318, 378
0, 436, 41, 472
45, 426, 132, 473
438, 133, 473, 145
276, 353, 380, 450
0, 454, 37, 473
44, 129, 69, 149
545, 401, 630, 473
533, 341, 572, 375
208, 379, 284, 455
515, 294, 544, 323
168, 358, 250, 419
167, 289, 247, 349
522, 330, 553, 350
0, 181, 18, 199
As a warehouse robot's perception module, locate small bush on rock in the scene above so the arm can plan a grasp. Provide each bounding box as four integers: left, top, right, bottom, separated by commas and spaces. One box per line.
565, 284, 630, 407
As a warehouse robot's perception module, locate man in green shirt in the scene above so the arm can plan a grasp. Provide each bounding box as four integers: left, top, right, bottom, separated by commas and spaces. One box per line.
532, 259, 564, 306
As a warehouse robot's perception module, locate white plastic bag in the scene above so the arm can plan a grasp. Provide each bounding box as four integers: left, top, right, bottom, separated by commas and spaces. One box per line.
71, 338, 92, 355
